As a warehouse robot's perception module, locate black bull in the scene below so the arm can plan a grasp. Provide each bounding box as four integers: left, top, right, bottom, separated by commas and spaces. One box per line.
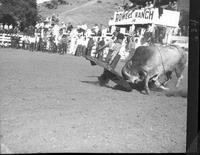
121, 44, 188, 94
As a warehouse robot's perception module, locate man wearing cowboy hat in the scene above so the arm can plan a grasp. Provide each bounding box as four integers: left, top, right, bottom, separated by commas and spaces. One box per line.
95, 33, 125, 86
95, 32, 124, 68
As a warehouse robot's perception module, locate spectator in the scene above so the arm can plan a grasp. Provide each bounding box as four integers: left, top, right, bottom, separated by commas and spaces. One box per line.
52, 22, 60, 46
75, 35, 83, 56
57, 28, 64, 53
4, 24, 8, 30
67, 22, 73, 32
171, 1, 177, 11
129, 2, 139, 10
9, 25, 13, 30
112, 27, 120, 40
145, 1, 150, 8
96, 37, 105, 60
123, 3, 129, 10
0, 24, 3, 30
81, 23, 88, 32
60, 34, 68, 54
126, 35, 136, 57
28, 35, 35, 51
97, 24, 103, 36
96, 33, 124, 68
69, 29, 79, 55
148, 1, 153, 8
86, 35, 95, 57
166, 1, 173, 10
93, 24, 99, 36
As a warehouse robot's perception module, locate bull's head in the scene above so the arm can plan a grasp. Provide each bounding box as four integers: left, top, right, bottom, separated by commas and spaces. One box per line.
121, 65, 143, 84
128, 75, 141, 84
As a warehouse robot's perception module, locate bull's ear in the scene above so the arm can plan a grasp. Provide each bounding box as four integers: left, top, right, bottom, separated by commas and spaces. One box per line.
138, 71, 144, 77
138, 71, 145, 80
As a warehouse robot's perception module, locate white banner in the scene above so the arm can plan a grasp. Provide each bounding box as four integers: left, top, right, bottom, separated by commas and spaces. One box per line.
111, 8, 180, 27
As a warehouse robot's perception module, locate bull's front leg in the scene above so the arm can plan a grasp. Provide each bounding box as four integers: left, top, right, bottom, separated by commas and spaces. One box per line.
152, 74, 170, 91
143, 72, 150, 94
162, 71, 173, 86
176, 75, 183, 88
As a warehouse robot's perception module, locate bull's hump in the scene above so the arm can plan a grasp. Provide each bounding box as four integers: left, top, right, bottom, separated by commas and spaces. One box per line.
133, 46, 158, 62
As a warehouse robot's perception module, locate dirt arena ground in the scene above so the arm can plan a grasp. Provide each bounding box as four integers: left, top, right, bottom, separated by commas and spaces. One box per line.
0, 48, 187, 153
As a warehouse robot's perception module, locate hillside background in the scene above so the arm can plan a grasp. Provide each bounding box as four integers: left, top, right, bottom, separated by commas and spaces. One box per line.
37, 0, 125, 27
37, 0, 189, 28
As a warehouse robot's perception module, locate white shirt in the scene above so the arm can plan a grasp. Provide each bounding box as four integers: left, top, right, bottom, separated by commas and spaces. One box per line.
29, 36, 35, 43
9, 25, 13, 29
52, 25, 60, 37
4, 25, 8, 30
94, 26, 99, 34
82, 24, 88, 31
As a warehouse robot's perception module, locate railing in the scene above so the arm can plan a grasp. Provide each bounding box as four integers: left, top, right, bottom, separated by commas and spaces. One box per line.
0, 33, 24, 47
0, 33, 12, 47
170, 35, 189, 50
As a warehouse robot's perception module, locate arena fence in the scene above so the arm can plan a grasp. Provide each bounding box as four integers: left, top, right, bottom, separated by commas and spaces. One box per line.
171, 36, 189, 50
0, 33, 11, 47
0, 33, 23, 47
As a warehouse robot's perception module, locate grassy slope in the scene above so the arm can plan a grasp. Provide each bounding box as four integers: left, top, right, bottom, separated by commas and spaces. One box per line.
38, 0, 124, 27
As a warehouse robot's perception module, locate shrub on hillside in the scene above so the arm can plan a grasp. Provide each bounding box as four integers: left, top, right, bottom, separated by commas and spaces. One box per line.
58, 0, 67, 5
97, 0, 102, 3
45, 3, 54, 9
44, 0, 68, 9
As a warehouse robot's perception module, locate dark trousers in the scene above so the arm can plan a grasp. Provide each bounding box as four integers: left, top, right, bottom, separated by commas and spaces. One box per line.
75, 45, 83, 56
98, 54, 121, 85
98, 69, 111, 86
97, 50, 104, 61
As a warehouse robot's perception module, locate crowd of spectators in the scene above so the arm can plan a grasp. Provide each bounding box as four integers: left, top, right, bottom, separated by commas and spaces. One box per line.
0, 1, 187, 61
120, 0, 154, 11
0, 14, 112, 60
166, 1, 178, 11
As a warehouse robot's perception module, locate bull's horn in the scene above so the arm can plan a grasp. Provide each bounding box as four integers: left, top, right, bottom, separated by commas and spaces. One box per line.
122, 66, 132, 81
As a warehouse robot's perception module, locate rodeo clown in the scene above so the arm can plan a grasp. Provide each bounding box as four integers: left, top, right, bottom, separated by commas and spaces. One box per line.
95, 32, 125, 86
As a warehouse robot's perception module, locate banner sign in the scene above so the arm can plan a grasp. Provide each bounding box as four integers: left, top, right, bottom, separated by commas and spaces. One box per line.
111, 8, 180, 27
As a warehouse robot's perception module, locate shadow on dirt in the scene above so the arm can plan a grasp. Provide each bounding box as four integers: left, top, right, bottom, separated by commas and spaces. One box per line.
80, 80, 115, 89
81, 80, 187, 98
81, 80, 143, 93
112, 82, 145, 92
85, 76, 99, 78
81, 80, 100, 86
164, 89, 187, 98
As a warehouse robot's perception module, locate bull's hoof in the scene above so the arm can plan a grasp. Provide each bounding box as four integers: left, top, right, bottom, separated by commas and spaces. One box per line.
140, 90, 150, 95
159, 85, 170, 91
146, 89, 150, 95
